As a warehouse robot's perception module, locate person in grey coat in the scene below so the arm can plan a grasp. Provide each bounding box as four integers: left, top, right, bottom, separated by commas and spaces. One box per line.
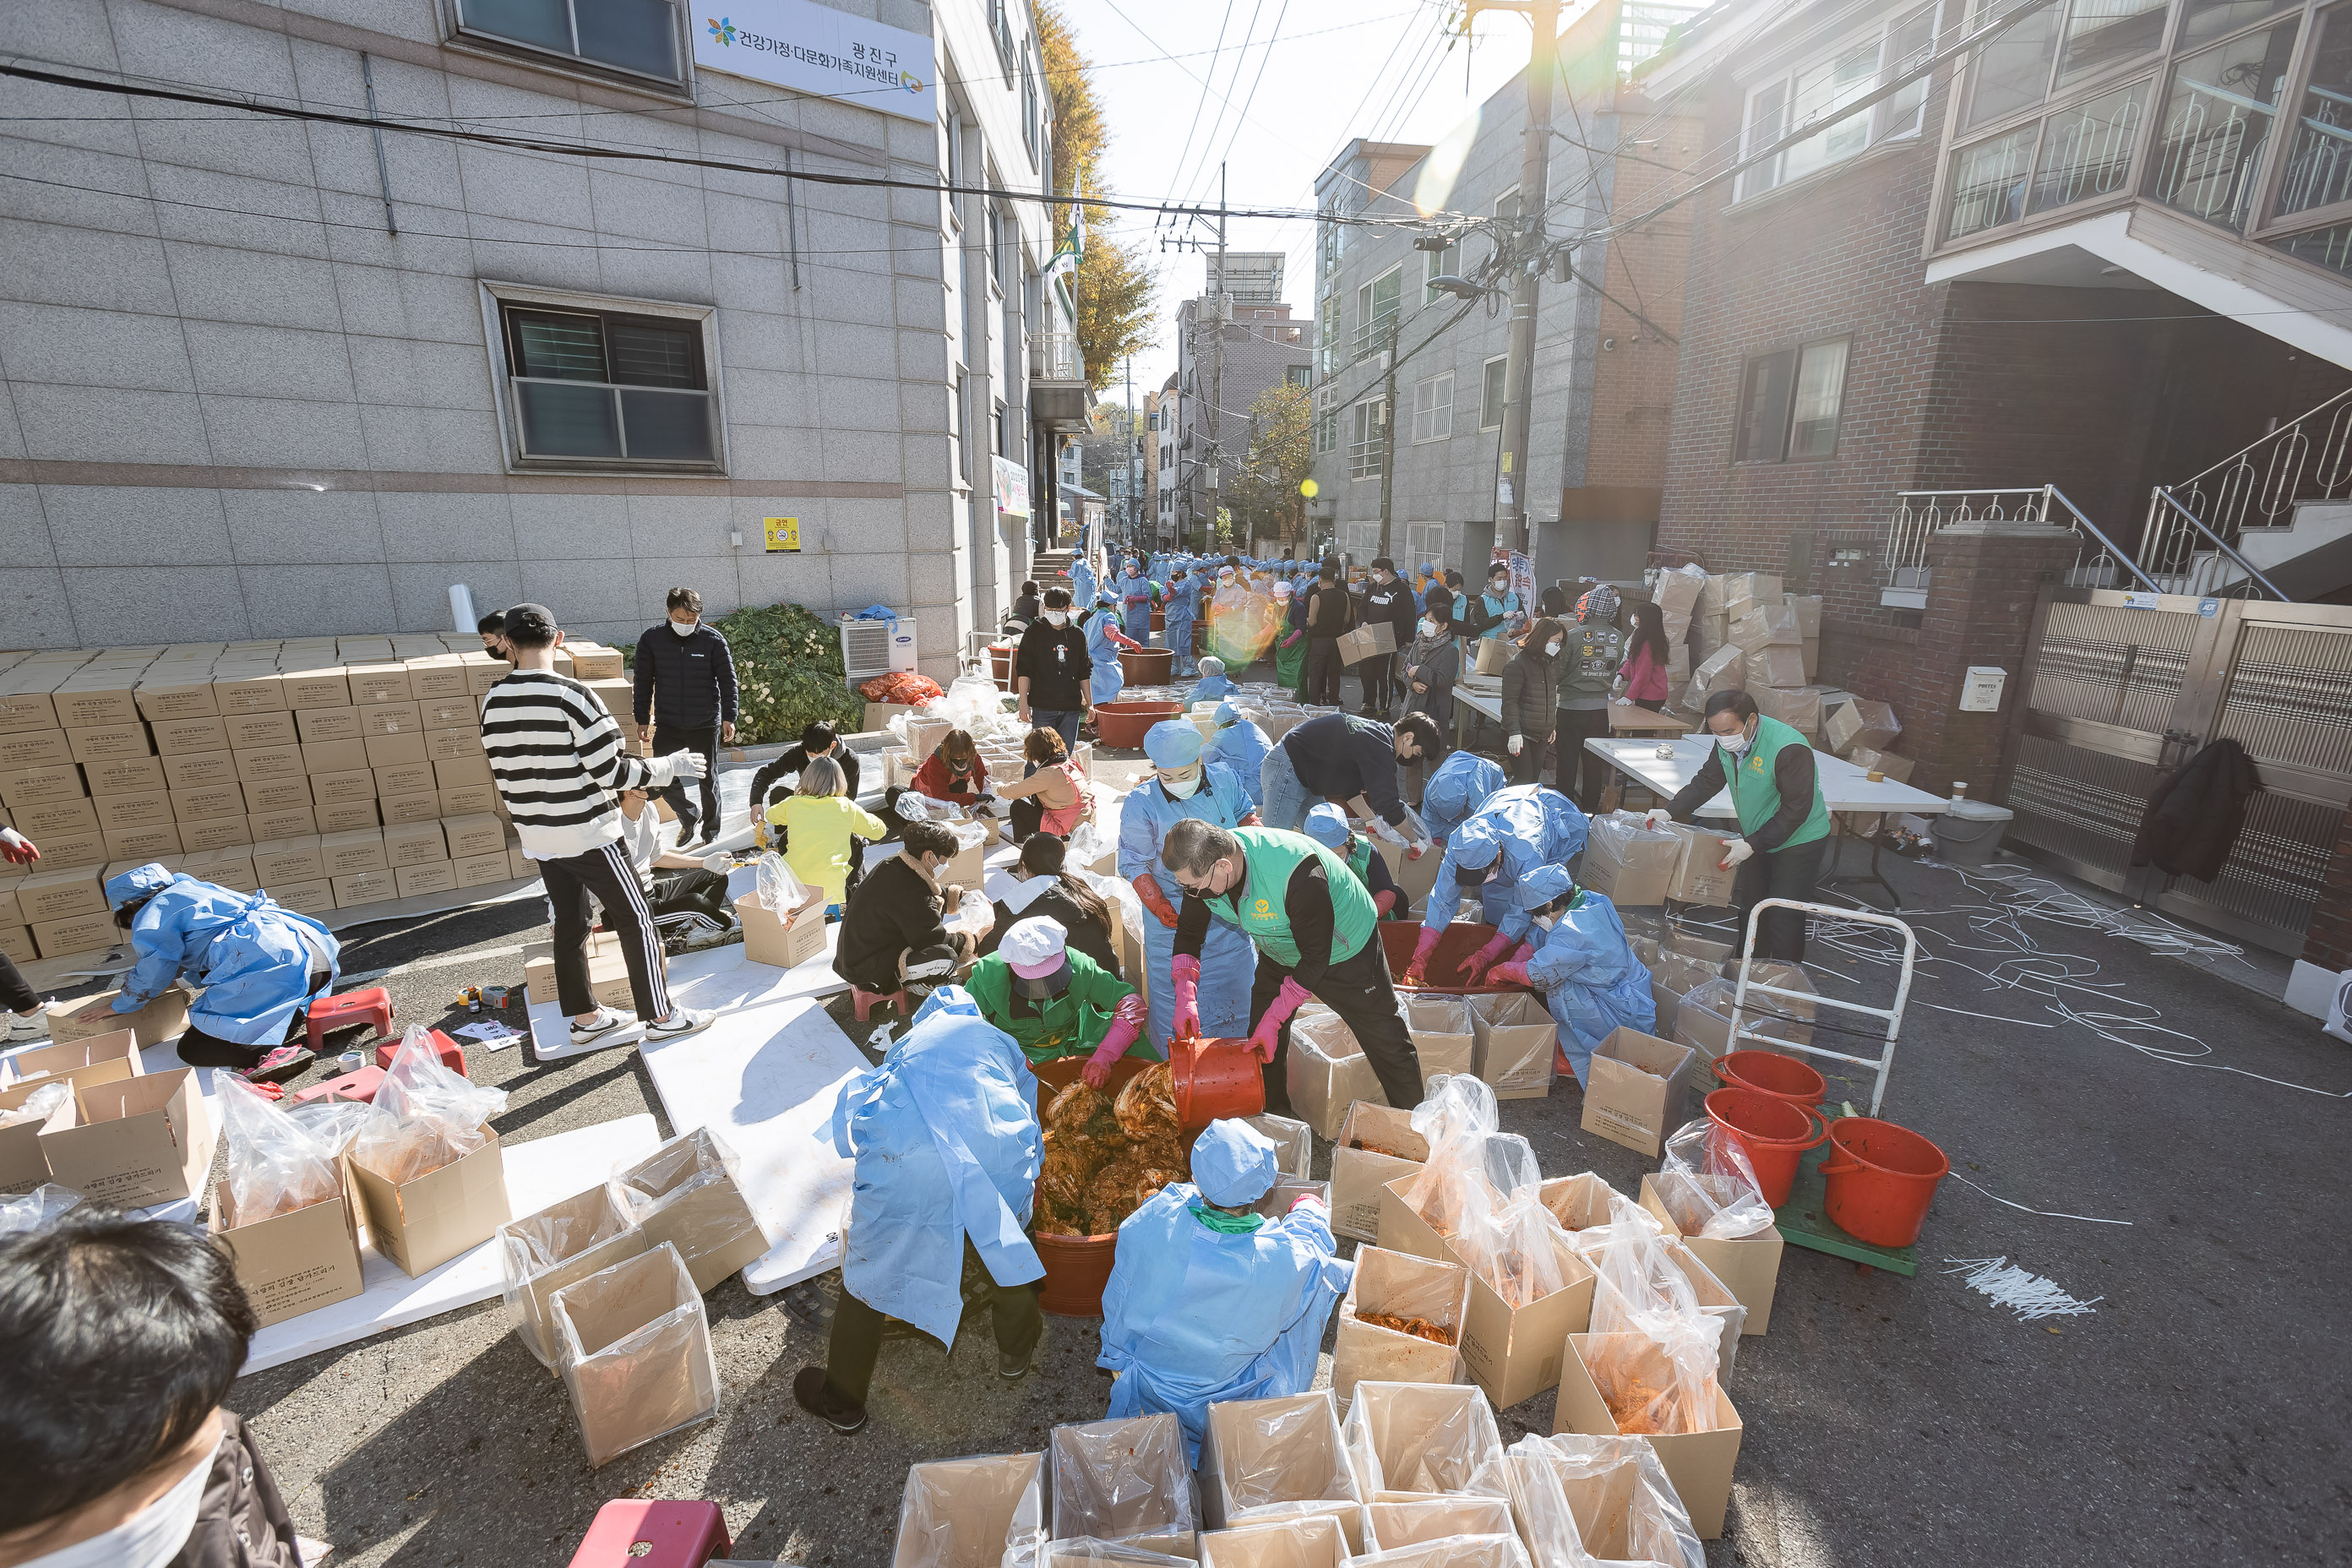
1400, 603, 1462, 735
1499, 619, 1566, 785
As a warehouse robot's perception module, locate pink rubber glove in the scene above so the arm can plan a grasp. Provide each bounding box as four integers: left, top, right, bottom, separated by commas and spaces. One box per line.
1373, 889, 1397, 916
1487, 961, 1533, 988
1248, 977, 1315, 1062
1169, 954, 1201, 1040
1402, 925, 1442, 986
1281, 630, 1303, 648
1112, 628, 1145, 652
1459, 929, 1515, 985
1134, 872, 1179, 929
1289, 1190, 1328, 1214
1081, 994, 1147, 1086
1510, 943, 1534, 966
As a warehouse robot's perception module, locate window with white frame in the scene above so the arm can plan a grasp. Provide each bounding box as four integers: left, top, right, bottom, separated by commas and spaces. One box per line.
1348, 399, 1387, 480
1410, 372, 1454, 443
1424, 240, 1462, 302
1480, 355, 1508, 430
1737, 3, 1940, 199
1353, 266, 1402, 360
1022, 46, 1040, 164
1734, 336, 1850, 462
1340, 521, 1382, 559
493, 292, 718, 470
1314, 385, 1340, 455
452, 0, 683, 85
1405, 521, 1446, 564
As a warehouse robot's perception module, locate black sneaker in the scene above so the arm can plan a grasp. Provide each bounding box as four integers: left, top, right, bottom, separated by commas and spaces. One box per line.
792, 1367, 868, 1434
998, 1345, 1036, 1381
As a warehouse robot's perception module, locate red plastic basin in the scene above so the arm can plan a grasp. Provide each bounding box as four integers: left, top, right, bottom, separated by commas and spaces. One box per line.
1092, 700, 1182, 749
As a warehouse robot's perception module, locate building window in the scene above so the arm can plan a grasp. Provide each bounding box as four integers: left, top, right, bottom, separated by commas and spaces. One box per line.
1285, 364, 1310, 388
1962, 0, 2175, 132
1314, 386, 1340, 455
1410, 372, 1454, 443
1353, 266, 1402, 361
1424, 240, 1462, 302
1405, 520, 1446, 564
1022, 48, 1040, 164
2145, 19, 2300, 232
994, 402, 1007, 456
1734, 338, 1848, 462
1480, 355, 1508, 430
1739, 3, 1939, 199
493, 295, 717, 470
1348, 400, 1387, 480
1319, 204, 1342, 280
945, 106, 966, 226
987, 203, 1005, 292
452, 0, 682, 84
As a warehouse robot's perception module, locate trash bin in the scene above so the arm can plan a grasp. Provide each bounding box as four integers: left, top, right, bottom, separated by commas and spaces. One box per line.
1931, 799, 2014, 866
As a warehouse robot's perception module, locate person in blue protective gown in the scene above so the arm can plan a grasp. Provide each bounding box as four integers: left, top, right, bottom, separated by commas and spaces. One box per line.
1301, 802, 1402, 919
792, 986, 1046, 1435
1202, 699, 1272, 811
1070, 553, 1099, 612
1119, 558, 1158, 642
1097, 1119, 1351, 1462
1185, 656, 1232, 708
1119, 720, 1259, 1048
1418, 749, 1506, 848
1164, 563, 1201, 678
1084, 593, 1144, 705
1484, 865, 1656, 1086
71, 863, 340, 1081
1404, 783, 1588, 986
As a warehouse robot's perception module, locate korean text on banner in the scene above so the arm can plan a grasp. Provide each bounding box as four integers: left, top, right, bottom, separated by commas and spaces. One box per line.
691, 0, 937, 123
994, 455, 1032, 519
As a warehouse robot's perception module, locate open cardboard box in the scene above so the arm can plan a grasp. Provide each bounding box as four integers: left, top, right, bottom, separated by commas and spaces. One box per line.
1198, 1515, 1348, 1568
736, 890, 827, 971
1536, 1171, 1642, 1246
1467, 992, 1556, 1100
43, 987, 192, 1048
1400, 995, 1475, 1088
347, 1128, 512, 1278
1361, 1498, 1514, 1555
1, 1026, 142, 1091
1553, 1333, 1743, 1538
893, 1450, 1047, 1568
499, 1184, 649, 1369
1580, 1027, 1696, 1157
1342, 1380, 1508, 1501
1332, 1245, 1469, 1402
1048, 1412, 1199, 1558
208, 1179, 367, 1328
551, 1244, 720, 1468
1502, 1438, 1704, 1567
1456, 1219, 1596, 1410
39, 1067, 215, 1207
1639, 1173, 1784, 1335
612, 1127, 769, 1294
1197, 1391, 1364, 1551
1284, 1006, 1386, 1140
1578, 813, 1681, 908
1329, 1103, 1426, 1244
1244, 1113, 1313, 1182
0, 1072, 81, 1190
1662, 825, 1737, 907
1658, 1237, 1748, 1382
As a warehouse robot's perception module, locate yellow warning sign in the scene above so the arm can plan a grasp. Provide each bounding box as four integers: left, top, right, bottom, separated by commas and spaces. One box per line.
763, 516, 800, 553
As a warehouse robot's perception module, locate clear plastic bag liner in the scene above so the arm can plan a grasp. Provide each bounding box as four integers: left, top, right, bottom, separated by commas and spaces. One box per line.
1064, 819, 1113, 871
1540, 1173, 1653, 1246
1467, 992, 1549, 1029
615, 1124, 741, 1211
1353, 1534, 1531, 1568
217, 1070, 344, 1224
0, 1080, 69, 1127
550, 1244, 718, 1467
1290, 1005, 1364, 1061
1584, 1222, 1702, 1336
500, 1184, 642, 1366
349, 1023, 509, 1184
1364, 1499, 1516, 1554
1451, 1190, 1575, 1309
1243, 1113, 1313, 1180
1503, 1434, 1705, 1568
1076, 868, 1146, 974
1044, 1541, 1196, 1568
1575, 1320, 1724, 1440
893, 1450, 1047, 1568
283, 1096, 373, 1156
1658, 1118, 1775, 1239
1403, 994, 1474, 1035
1407, 1074, 1496, 1148
1048, 1413, 1198, 1549
1210, 1390, 1362, 1521
755, 851, 808, 914
1342, 1380, 1509, 1500
1679, 977, 1799, 1047
0, 1182, 82, 1235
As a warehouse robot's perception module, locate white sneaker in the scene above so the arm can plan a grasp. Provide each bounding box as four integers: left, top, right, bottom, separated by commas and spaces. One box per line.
567, 1009, 634, 1047
645, 1007, 714, 1040
8, 1010, 51, 1043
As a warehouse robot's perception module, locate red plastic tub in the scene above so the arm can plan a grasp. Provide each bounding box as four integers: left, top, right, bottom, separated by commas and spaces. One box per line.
1119, 647, 1174, 687
1703, 1087, 1827, 1207
1377, 922, 1535, 994
989, 641, 1014, 691
1171, 1036, 1265, 1129
1027, 1054, 1152, 1317
1715, 1048, 1827, 1107
1821, 1117, 1950, 1247
1092, 699, 1182, 749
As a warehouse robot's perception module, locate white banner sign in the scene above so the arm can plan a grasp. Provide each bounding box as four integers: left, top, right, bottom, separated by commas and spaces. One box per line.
694, 0, 937, 122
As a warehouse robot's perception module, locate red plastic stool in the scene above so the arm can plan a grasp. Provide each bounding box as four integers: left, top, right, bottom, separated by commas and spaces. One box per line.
568, 1500, 730, 1567
852, 987, 910, 1021
304, 988, 393, 1053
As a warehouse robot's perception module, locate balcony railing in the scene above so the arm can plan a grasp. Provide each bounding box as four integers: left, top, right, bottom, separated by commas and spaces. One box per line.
1883, 485, 2155, 607
1029, 332, 1083, 383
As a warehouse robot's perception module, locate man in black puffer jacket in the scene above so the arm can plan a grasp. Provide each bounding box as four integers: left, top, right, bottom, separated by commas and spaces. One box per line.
633, 586, 738, 848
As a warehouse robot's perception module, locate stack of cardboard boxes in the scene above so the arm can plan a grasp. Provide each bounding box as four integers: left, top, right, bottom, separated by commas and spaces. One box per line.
0, 636, 625, 962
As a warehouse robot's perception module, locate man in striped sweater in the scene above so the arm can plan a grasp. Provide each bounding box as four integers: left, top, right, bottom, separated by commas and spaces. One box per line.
483, 604, 713, 1049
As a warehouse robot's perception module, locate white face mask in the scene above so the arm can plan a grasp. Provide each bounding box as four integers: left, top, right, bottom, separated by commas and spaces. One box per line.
669, 618, 698, 637
1044, 611, 1068, 627
1421, 618, 1444, 638
1718, 727, 1753, 755
1160, 769, 1202, 799
1533, 912, 1560, 931
28, 1431, 215, 1568
1546, 640, 1564, 657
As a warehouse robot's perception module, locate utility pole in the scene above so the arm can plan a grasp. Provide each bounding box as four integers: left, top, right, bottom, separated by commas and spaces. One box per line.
1481, 0, 1561, 557
1376, 317, 1400, 561
1205, 162, 1228, 555
1124, 352, 1136, 551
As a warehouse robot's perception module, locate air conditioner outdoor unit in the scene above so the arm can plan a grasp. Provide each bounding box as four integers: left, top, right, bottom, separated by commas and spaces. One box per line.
839, 615, 918, 684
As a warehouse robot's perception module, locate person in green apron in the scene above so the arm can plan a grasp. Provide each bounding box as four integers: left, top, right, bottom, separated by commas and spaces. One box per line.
1271, 580, 1308, 693
1652, 690, 1832, 962
1159, 819, 1422, 1117
966, 917, 1149, 1083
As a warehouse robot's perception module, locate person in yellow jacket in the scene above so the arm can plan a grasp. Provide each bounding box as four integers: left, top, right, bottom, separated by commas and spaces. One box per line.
765, 755, 889, 917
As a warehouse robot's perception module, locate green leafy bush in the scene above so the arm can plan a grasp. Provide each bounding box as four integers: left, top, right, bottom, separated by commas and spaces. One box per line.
711, 602, 863, 744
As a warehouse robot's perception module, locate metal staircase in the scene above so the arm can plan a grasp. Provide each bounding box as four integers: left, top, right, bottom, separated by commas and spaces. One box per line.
2137, 389, 2352, 602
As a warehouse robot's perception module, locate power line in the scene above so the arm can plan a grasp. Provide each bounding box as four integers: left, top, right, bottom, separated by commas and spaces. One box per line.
1159, 0, 1239, 228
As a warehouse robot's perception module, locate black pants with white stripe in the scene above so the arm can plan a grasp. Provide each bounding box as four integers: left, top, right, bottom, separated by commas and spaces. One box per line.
540, 840, 669, 1021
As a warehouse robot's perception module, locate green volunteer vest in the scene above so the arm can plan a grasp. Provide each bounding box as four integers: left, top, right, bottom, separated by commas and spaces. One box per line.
965, 949, 1139, 1064
1344, 836, 1375, 889
1207, 827, 1379, 968
1720, 715, 1832, 850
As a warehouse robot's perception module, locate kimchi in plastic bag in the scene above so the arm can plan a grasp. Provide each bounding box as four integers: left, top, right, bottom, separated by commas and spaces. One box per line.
349, 1024, 509, 1184
754, 851, 808, 915
218, 1070, 344, 1223
1576, 1326, 1723, 1439
1450, 1190, 1576, 1309
1657, 1117, 1776, 1239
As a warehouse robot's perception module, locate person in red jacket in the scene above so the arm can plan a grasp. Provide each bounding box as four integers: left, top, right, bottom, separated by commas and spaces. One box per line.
906, 729, 993, 807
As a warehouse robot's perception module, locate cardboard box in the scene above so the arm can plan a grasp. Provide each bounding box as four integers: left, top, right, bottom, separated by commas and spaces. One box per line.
1332, 1245, 1470, 1402
212, 672, 287, 716
437, 813, 504, 860
374, 761, 436, 799
499, 1185, 649, 1367
0, 729, 74, 772
1582, 1028, 1698, 1157
0, 1070, 81, 1189
301, 738, 369, 775
319, 827, 389, 877
177, 815, 251, 852
1467, 992, 1557, 1099
1330, 1102, 1428, 1244
1825, 698, 1900, 754
346, 662, 415, 705
1743, 961, 1816, 1046
308, 766, 377, 805
29, 908, 115, 958
1554, 1333, 1742, 1538
274, 878, 335, 916
133, 675, 217, 720
1198, 1391, 1363, 1545
15, 796, 99, 838
280, 666, 351, 709
83, 753, 169, 797
1456, 1220, 1597, 1410
612, 1128, 769, 1294
419, 697, 480, 732
1360, 1499, 1515, 1556
331, 868, 397, 906
297, 705, 362, 744
1343, 1380, 1507, 1499
1284, 1005, 1387, 1139
315, 799, 381, 834
1663, 824, 1738, 907
209, 1179, 367, 1327
170, 782, 245, 823
43, 986, 188, 1048
52, 683, 140, 730
438, 784, 498, 818
1336, 621, 1398, 667
1846, 745, 1914, 783
550, 1244, 719, 1467
1199, 1513, 1349, 1568
394, 862, 457, 898
863, 700, 913, 733
1, 1026, 139, 1089
93, 788, 172, 830
1375, 1172, 1449, 1265
1473, 638, 1513, 676
525, 944, 659, 1013
16, 864, 105, 923
466, 656, 508, 697
409, 657, 473, 700
0, 687, 59, 735
1399, 994, 1475, 1088
1638, 1174, 1785, 1335
102, 821, 188, 859
433, 753, 493, 789
233, 744, 306, 784
0, 761, 85, 807
246, 805, 318, 841
427, 729, 485, 765
152, 715, 229, 756
1046, 1412, 1196, 1557
1690, 645, 1744, 700
737, 890, 826, 970
364, 731, 427, 770
1577, 812, 1682, 907
509, 846, 538, 881
453, 850, 514, 888
39, 1068, 215, 1207
347, 1126, 510, 1277
359, 700, 422, 738
177, 847, 254, 889
33, 828, 105, 869
891, 1451, 1048, 1568
384, 819, 450, 868
1745, 645, 1806, 690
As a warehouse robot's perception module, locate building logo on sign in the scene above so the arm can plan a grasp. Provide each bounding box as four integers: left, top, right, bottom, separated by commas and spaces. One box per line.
693, 0, 935, 121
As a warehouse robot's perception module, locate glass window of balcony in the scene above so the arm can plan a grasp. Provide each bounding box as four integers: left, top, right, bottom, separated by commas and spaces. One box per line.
2180, 0, 2300, 49
2145, 19, 2302, 230
2275, 6, 2352, 215
1945, 123, 2040, 237
1740, 4, 1941, 199
2271, 215, 2352, 267
2058, 0, 2175, 87
2030, 79, 2153, 208
1963, 0, 2175, 129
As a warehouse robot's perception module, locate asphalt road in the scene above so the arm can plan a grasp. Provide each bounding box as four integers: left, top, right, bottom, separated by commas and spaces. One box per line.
79, 713, 2346, 1566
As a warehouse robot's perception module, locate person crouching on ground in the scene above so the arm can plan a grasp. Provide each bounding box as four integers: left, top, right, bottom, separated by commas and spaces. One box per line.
997, 728, 1091, 843
616, 787, 745, 953
966, 917, 1146, 1086
834, 819, 976, 999
765, 756, 888, 921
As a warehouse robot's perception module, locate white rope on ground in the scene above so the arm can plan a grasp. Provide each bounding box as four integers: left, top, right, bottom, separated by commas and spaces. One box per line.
1948, 1173, 2132, 1225
1944, 1256, 2102, 1320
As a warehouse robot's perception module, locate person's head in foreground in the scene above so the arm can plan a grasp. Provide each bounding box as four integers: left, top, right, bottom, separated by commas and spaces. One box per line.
1160, 818, 1246, 897
105, 863, 174, 930
1302, 803, 1356, 859
1704, 689, 1761, 753
801, 721, 838, 759
936, 729, 979, 782
1042, 587, 1073, 625
666, 586, 702, 634
1576, 584, 1619, 625
1392, 712, 1440, 764
500, 602, 560, 652
1144, 719, 1207, 800
1025, 727, 1069, 766
0, 1208, 265, 1568
476, 610, 507, 659
1196, 656, 1225, 683
796, 756, 846, 798
1486, 563, 1511, 597
1190, 1119, 1278, 1215
1000, 916, 1074, 1000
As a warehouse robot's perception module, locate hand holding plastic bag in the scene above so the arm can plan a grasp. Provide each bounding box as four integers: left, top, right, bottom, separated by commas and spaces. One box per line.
349, 1024, 509, 1184
1658, 1117, 1775, 1239
218, 1070, 345, 1223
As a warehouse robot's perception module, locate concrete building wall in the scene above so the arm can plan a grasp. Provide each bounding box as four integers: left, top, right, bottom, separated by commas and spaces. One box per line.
1168, 297, 1308, 543
0, 0, 1059, 681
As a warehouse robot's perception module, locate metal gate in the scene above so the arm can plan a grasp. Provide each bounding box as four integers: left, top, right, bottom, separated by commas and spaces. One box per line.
2001, 588, 2352, 954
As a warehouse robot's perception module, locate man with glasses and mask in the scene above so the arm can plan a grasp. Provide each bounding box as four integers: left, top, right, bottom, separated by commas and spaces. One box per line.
1160, 818, 1420, 1117
1647, 689, 1831, 964
966, 917, 1148, 1086
1119, 720, 1260, 1051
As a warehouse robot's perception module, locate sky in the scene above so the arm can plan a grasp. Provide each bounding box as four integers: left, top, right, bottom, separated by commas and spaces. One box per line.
1052, 0, 1545, 408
